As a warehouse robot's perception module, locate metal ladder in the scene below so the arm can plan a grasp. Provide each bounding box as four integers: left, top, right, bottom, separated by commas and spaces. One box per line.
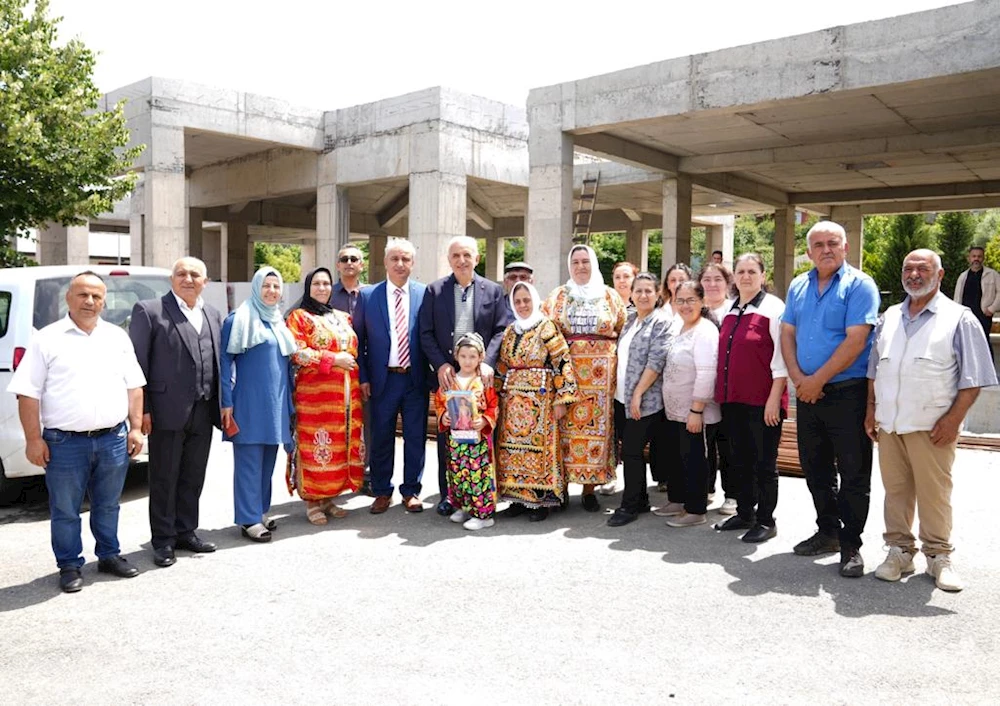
573, 171, 601, 244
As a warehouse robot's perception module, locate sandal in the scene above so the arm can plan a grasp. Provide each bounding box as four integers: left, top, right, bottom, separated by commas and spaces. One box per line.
323, 499, 348, 519
240, 523, 272, 543
306, 501, 328, 525
262, 515, 277, 531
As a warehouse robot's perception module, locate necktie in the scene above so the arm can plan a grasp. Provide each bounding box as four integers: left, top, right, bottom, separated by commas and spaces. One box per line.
394, 287, 411, 368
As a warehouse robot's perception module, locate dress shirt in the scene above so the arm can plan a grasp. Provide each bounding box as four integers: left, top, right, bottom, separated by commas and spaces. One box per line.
7, 316, 146, 431
387, 280, 410, 367
173, 292, 205, 334
332, 281, 361, 317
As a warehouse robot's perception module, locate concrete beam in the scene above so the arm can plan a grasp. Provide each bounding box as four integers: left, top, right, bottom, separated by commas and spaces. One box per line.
377, 188, 410, 228
467, 198, 494, 231
691, 173, 789, 207
573, 133, 680, 174
188, 148, 318, 209
790, 179, 1000, 205
853, 195, 1000, 216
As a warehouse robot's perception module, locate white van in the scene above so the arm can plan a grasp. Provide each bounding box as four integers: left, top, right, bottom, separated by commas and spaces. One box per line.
0, 265, 173, 501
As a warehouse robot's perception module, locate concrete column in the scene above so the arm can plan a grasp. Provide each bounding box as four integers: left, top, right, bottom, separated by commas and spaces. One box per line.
202, 226, 222, 281
705, 215, 736, 267
625, 221, 648, 271
831, 205, 864, 270
316, 151, 350, 274
223, 221, 250, 282
526, 120, 573, 296
188, 208, 204, 261
484, 232, 505, 282
773, 206, 796, 298
129, 181, 145, 265
408, 171, 467, 285
38, 222, 90, 265
661, 176, 693, 271
299, 242, 316, 275
141, 125, 187, 267
368, 234, 387, 284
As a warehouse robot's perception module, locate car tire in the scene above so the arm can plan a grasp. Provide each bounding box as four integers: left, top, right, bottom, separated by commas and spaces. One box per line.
0, 460, 25, 507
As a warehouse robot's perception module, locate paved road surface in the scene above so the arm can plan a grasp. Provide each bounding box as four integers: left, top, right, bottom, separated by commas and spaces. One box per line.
1, 437, 997, 705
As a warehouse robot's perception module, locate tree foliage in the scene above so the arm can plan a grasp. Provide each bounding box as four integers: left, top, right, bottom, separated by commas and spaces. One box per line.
878, 214, 931, 305
254, 243, 301, 283
984, 233, 1000, 273
934, 211, 975, 298
0, 0, 141, 266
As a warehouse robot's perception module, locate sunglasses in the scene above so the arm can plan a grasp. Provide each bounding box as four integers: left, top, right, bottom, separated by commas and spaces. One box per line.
339, 255, 361, 263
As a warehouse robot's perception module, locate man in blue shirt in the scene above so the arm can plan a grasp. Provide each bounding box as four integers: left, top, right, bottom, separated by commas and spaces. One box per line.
780, 221, 880, 578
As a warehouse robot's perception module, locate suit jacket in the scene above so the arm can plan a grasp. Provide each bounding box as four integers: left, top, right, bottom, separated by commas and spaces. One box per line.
355, 280, 429, 399
418, 273, 512, 387
129, 293, 223, 432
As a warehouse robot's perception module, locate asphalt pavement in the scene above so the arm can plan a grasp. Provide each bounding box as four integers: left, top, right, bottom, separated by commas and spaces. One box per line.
1, 436, 998, 705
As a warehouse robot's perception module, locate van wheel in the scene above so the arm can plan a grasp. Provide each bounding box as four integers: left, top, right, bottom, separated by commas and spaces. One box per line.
0, 460, 25, 507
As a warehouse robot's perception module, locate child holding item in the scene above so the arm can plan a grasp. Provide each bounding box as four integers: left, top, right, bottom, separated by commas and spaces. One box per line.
435, 333, 499, 530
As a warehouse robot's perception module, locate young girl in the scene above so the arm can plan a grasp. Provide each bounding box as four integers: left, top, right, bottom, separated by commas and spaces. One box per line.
435, 333, 499, 531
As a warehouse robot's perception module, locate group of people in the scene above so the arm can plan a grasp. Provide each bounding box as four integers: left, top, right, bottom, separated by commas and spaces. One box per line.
9, 223, 996, 595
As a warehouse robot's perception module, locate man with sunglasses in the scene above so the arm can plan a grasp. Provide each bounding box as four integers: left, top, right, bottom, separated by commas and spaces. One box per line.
332, 245, 365, 317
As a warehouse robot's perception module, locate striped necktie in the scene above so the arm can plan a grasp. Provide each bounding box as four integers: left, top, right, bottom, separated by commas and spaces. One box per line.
394, 286, 411, 368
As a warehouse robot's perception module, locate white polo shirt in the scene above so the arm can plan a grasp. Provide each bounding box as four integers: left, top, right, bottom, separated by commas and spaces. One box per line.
7, 315, 147, 432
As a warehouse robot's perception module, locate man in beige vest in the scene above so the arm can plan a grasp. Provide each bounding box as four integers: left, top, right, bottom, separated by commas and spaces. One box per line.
953, 245, 1000, 340
865, 249, 997, 592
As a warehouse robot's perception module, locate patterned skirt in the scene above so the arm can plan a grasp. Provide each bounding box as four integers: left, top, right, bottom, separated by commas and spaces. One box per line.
559, 339, 617, 485
446, 437, 497, 520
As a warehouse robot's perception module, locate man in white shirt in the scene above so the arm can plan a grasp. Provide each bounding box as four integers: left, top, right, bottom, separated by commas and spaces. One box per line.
129, 257, 223, 568
8, 271, 146, 593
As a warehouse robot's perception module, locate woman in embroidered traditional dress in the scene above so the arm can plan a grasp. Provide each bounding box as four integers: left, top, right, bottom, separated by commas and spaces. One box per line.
435, 333, 500, 531
542, 244, 627, 512
496, 282, 578, 522
285, 267, 364, 525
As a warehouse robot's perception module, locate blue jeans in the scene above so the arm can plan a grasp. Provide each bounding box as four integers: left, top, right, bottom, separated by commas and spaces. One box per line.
43, 423, 129, 570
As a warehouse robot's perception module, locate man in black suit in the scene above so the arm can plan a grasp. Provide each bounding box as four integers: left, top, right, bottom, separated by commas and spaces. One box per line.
129, 257, 223, 567
418, 235, 512, 515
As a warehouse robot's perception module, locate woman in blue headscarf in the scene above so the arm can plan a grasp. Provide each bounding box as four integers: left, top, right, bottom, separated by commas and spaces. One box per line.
221, 267, 297, 542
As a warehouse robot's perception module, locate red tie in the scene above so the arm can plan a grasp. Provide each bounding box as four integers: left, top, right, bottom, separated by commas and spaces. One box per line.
394, 287, 410, 368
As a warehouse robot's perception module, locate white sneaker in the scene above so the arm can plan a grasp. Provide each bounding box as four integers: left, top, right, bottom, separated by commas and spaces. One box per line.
450, 509, 471, 524
719, 498, 738, 515
463, 517, 495, 531
874, 546, 915, 582
597, 480, 617, 496
927, 554, 964, 592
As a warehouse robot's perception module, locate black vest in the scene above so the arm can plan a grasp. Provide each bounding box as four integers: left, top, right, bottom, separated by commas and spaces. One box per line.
193, 320, 217, 400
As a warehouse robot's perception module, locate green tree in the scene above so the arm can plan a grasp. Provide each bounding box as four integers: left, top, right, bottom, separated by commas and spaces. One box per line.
862, 215, 891, 279
984, 233, 1000, 272
0, 0, 142, 266
878, 214, 931, 305
934, 211, 975, 299
974, 208, 1000, 247
254, 243, 301, 283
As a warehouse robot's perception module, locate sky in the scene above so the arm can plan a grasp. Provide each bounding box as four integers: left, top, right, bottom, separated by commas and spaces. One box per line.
44, 0, 964, 110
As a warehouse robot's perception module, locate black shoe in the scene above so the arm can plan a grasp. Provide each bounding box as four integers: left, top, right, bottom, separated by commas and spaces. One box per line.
793, 531, 841, 556
59, 569, 83, 593
435, 500, 453, 517
607, 509, 638, 527
97, 555, 139, 579
360, 480, 374, 497
741, 523, 777, 544
840, 548, 865, 578
503, 503, 528, 518
153, 546, 176, 567
528, 507, 550, 522
582, 494, 600, 512
176, 534, 217, 553
714, 516, 754, 531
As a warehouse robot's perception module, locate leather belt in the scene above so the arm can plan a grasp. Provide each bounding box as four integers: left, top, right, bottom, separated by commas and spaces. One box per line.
51, 422, 122, 438
387, 366, 411, 374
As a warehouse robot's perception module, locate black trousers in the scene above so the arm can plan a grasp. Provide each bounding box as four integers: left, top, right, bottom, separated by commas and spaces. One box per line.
613, 402, 664, 513
663, 419, 709, 515
147, 399, 214, 549
795, 379, 873, 549
722, 403, 781, 527
705, 422, 732, 497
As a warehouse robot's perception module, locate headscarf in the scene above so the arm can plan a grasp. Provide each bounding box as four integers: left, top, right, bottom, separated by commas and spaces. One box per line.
565, 244, 606, 300
455, 332, 485, 356
288, 267, 334, 317
509, 281, 545, 334
226, 267, 297, 356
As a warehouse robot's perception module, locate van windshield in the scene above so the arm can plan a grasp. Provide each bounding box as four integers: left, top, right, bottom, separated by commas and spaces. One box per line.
33, 275, 172, 331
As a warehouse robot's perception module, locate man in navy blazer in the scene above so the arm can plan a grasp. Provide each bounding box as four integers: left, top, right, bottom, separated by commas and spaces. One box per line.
129, 257, 223, 567
354, 238, 429, 514
418, 235, 512, 515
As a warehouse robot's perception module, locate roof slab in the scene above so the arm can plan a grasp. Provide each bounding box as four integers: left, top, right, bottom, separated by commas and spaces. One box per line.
529, 0, 1000, 214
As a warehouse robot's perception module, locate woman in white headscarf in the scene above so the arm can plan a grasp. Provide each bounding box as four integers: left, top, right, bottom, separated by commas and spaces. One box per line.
220, 267, 296, 542
541, 244, 627, 511
495, 282, 579, 522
